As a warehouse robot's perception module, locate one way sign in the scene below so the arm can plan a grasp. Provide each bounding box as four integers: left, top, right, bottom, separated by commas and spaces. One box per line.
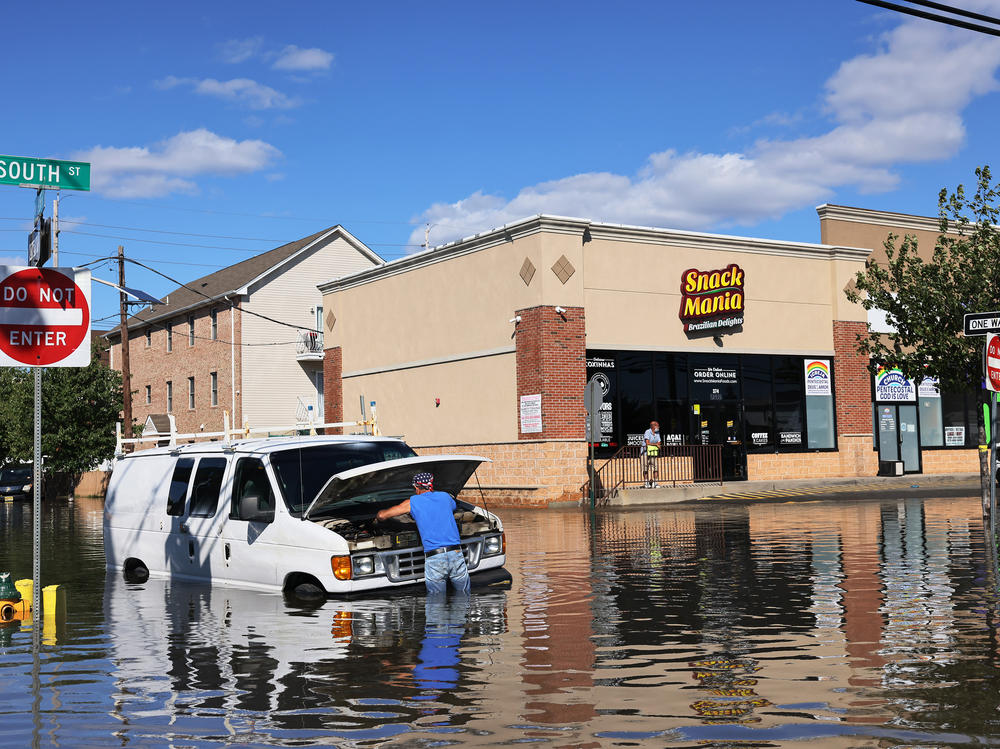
965, 311, 1000, 336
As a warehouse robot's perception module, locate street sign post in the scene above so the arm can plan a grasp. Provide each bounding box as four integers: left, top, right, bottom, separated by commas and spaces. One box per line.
584, 377, 604, 509
0, 266, 91, 367
0, 155, 90, 191
965, 311, 1000, 336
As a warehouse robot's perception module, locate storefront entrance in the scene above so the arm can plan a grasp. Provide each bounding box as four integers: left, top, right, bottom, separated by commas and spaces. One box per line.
876, 403, 922, 473
694, 401, 746, 480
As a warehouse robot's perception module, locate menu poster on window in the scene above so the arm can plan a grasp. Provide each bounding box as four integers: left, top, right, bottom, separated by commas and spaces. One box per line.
945, 426, 965, 446
586, 353, 617, 445
804, 359, 832, 396
519, 394, 542, 433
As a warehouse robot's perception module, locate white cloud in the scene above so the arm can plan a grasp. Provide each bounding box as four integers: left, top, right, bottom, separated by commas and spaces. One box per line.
73, 129, 281, 198
272, 45, 334, 71
218, 37, 264, 64
411, 17, 1000, 247
157, 75, 299, 110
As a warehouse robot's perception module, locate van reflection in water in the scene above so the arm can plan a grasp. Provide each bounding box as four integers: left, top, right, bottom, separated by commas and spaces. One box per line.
102, 572, 507, 740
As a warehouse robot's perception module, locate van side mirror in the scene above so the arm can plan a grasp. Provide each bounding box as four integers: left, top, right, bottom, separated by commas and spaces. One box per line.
239, 493, 274, 523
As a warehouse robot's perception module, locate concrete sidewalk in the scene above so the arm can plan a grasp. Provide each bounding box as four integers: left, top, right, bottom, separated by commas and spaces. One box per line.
606, 472, 982, 507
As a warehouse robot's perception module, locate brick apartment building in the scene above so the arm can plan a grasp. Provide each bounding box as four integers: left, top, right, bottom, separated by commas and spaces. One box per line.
107, 226, 381, 437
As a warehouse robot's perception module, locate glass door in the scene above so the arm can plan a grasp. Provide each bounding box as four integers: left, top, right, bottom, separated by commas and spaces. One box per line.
696, 402, 747, 481
877, 404, 922, 473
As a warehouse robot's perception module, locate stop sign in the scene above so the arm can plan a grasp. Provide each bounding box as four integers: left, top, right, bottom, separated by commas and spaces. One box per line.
0, 266, 91, 367
988, 333, 1000, 392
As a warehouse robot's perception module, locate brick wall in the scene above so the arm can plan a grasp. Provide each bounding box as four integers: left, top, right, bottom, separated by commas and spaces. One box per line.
414, 440, 589, 507
515, 305, 586, 440
833, 320, 871, 435
748, 436, 877, 480
323, 345, 343, 434
110, 302, 243, 436
921, 448, 978, 474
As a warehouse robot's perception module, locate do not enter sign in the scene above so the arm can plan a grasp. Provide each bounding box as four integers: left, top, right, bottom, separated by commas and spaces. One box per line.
0, 266, 91, 367
988, 333, 1000, 393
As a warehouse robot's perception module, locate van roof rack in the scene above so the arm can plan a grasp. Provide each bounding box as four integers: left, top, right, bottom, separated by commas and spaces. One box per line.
115, 407, 381, 457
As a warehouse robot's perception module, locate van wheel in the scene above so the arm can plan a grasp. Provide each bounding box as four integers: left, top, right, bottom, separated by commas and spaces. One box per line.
123, 558, 149, 584
283, 574, 326, 603
293, 582, 324, 599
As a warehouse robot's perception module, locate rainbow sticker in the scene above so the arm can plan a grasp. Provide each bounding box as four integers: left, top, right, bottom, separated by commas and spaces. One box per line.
804, 359, 831, 396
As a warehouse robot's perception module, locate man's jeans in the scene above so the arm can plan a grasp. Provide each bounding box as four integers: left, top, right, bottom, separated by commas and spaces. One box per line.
424, 550, 470, 595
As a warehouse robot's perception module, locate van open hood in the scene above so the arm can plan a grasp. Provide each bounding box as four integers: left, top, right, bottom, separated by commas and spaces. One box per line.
302, 454, 490, 519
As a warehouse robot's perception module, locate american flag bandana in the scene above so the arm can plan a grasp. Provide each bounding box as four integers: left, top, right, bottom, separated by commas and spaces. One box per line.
412, 472, 434, 488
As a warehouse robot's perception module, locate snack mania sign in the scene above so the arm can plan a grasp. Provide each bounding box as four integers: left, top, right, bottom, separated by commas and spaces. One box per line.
679, 264, 745, 333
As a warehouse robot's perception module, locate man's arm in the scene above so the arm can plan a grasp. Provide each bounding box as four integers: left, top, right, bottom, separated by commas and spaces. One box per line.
376, 498, 411, 522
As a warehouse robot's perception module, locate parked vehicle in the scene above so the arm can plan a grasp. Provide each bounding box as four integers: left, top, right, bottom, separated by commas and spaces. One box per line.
103, 435, 507, 596
0, 465, 32, 501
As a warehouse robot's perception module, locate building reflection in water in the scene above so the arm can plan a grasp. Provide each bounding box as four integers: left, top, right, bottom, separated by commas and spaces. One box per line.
88, 495, 1000, 745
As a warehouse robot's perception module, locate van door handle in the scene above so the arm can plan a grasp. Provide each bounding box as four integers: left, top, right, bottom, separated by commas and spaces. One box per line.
224, 543, 231, 561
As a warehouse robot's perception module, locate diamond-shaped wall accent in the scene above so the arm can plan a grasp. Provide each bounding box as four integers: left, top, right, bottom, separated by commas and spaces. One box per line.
325, 310, 337, 330
519, 258, 536, 287
551, 255, 575, 284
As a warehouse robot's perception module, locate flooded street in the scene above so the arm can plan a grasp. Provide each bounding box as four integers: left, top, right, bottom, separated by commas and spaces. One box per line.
4, 494, 1000, 747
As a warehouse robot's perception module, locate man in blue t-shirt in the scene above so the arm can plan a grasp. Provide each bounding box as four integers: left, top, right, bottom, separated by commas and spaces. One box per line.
376, 471, 470, 595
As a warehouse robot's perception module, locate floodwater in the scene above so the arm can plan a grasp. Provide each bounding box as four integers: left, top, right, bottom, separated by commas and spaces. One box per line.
3, 496, 1000, 747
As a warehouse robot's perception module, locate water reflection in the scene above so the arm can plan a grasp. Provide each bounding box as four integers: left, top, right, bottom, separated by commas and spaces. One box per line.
7, 495, 1000, 745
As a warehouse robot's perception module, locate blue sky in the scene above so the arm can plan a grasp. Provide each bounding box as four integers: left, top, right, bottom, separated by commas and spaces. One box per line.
2, 0, 1000, 328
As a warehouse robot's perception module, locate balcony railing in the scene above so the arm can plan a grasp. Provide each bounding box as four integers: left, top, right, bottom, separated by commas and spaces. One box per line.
296, 330, 324, 360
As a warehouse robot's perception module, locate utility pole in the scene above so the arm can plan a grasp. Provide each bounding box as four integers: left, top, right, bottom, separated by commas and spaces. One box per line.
118, 245, 132, 437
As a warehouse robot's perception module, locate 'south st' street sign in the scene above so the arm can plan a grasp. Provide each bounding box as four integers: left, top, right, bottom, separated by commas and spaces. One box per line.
0, 155, 90, 191
0, 266, 91, 367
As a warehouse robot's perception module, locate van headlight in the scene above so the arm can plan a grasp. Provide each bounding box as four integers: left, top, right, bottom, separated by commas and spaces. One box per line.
352, 555, 377, 577
483, 534, 504, 556
21, 485, 30, 492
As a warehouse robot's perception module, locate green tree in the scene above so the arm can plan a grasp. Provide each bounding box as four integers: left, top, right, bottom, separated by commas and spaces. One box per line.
0, 341, 124, 481
846, 165, 1000, 392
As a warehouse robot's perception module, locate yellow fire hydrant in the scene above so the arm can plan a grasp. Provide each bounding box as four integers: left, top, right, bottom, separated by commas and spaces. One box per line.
0, 572, 30, 625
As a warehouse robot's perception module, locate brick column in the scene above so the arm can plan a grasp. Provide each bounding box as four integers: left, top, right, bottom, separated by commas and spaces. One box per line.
832, 320, 870, 434
323, 346, 343, 434
514, 305, 586, 439
833, 320, 878, 477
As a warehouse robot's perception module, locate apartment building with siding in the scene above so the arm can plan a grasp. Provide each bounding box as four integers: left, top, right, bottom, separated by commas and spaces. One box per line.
107, 226, 381, 436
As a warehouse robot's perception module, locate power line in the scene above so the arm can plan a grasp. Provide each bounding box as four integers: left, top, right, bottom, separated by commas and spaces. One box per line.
124, 257, 320, 333
856, 0, 1000, 36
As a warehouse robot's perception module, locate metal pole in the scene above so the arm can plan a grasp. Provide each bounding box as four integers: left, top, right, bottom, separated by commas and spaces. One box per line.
52, 194, 59, 266
590, 434, 597, 510
32, 366, 41, 635
991, 391, 997, 545
118, 246, 132, 437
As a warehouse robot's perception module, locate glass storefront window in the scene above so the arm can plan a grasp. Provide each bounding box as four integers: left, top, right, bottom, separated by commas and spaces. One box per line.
773, 357, 805, 451
919, 396, 943, 447
806, 397, 835, 449
742, 355, 773, 453
941, 391, 971, 448
618, 352, 654, 447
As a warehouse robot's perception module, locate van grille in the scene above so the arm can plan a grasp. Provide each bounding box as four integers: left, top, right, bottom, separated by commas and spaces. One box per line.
383, 540, 482, 582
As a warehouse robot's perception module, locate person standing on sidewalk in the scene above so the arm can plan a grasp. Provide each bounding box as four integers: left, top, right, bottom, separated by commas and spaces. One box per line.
643, 420, 661, 488
376, 472, 470, 595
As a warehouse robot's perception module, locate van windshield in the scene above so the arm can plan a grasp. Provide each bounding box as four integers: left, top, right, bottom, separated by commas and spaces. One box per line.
269, 442, 417, 515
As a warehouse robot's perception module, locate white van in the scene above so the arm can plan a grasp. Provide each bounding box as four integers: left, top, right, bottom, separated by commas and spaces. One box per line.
103, 435, 507, 596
